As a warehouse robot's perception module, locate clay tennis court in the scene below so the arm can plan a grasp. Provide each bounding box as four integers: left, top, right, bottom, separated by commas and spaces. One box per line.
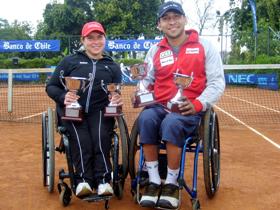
0, 85, 279, 210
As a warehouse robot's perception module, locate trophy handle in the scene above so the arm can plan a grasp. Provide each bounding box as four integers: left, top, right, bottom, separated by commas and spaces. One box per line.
138, 80, 148, 93
59, 70, 67, 91
100, 80, 108, 93
116, 83, 122, 94
82, 73, 94, 93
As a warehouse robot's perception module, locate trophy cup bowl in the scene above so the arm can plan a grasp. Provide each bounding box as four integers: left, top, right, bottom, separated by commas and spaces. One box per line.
104, 83, 123, 117
129, 64, 156, 108
60, 76, 90, 121
167, 73, 193, 113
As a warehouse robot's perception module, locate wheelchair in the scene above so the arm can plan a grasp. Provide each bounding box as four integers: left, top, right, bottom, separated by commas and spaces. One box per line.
42, 107, 130, 209
128, 107, 220, 210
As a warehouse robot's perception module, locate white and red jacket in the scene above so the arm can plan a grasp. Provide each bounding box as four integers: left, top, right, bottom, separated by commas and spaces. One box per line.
143, 29, 225, 112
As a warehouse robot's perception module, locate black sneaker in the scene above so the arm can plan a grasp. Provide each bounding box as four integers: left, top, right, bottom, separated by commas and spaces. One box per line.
157, 184, 179, 209
139, 182, 161, 208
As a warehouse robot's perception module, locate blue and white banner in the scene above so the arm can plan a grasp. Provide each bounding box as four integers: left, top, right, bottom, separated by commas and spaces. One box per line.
0, 73, 40, 81
0, 40, 60, 52
0, 39, 158, 52
225, 73, 278, 90
105, 39, 160, 51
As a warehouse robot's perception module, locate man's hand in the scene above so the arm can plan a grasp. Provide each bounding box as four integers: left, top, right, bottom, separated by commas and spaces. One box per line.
178, 96, 196, 115
130, 90, 137, 105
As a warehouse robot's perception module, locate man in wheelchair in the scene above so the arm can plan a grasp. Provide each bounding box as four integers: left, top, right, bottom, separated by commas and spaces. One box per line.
134, 2, 225, 209
46, 21, 123, 198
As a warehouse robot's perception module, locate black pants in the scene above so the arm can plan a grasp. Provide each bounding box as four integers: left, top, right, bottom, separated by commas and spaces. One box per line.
62, 110, 114, 189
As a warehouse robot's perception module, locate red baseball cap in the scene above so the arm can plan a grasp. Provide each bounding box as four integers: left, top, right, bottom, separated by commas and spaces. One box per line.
81, 21, 105, 37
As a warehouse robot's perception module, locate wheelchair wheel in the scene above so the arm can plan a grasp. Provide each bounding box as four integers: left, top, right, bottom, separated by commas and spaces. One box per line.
203, 108, 220, 198
112, 132, 123, 199
115, 115, 129, 179
128, 119, 150, 185
42, 111, 47, 187
42, 108, 55, 193
128, 119, 139, 180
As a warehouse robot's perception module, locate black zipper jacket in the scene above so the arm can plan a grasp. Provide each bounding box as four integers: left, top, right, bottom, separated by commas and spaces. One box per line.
46, 50, 122, 116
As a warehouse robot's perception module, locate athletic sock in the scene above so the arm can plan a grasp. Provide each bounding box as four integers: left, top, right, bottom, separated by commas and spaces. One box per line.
165, 167, 179, 186
145, 161, 161, 185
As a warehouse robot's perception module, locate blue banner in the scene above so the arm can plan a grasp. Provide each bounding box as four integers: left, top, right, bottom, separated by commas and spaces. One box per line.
225, 73, 278, 90
0, 40, 60, 52
0, 73, 40, 81
248, 0, 258, 35
105, 39, 160, 51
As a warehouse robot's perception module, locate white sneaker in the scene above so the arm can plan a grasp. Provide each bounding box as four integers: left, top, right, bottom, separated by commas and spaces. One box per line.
75, 182, 92, 197
97, 183, 114, 196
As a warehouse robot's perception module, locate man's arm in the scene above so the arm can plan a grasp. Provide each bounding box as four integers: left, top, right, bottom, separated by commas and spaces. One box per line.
197, 38, 225, 111
141, 45, 159, 89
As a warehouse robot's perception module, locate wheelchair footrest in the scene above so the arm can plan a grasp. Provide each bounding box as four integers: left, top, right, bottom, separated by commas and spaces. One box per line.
81, 193, 112, 202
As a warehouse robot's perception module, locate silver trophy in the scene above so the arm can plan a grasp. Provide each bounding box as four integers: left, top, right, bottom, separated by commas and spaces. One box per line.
129, 63, 155, 108
167, 72, 193, 113
101, 80, 122, 117
59, 71, 92, 121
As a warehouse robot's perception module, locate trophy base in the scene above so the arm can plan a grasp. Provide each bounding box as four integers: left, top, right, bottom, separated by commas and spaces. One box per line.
61, 107, 83, 121
166, 101, 181, 113
104, 106, 122, 117
133, 92, 156, 108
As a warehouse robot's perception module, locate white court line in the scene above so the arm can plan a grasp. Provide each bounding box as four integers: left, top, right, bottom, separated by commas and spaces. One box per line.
224, 94, 280, 114
215, 105, 280, 149
16, 112, 44, 120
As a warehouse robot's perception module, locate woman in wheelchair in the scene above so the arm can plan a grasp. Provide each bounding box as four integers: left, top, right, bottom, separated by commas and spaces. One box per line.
46, 21, 123, 198
134, 2, 225, 209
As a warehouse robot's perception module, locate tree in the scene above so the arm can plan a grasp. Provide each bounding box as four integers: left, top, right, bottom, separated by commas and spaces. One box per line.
194, 0, 216, 35
228, 0, 280, 63
35, 0, 94, 55
0, 20, 34, 59
35, 0, 162, 57
0, 18, 9, 29
0, 20, 32, 40
37, 0, 93, 36
92, 0, 161, 39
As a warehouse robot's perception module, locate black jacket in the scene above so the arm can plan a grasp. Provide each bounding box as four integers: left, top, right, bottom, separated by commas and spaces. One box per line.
46, 51, 122, 116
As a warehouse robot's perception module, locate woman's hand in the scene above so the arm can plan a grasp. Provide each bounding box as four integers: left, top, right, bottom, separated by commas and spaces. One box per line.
178, 96, 196, 115
110, 92, 123, 106
64, 91, 80, 106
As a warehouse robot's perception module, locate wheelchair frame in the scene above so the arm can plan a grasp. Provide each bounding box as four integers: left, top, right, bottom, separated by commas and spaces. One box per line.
128, 107, 220, 210
42, 107, 130, 209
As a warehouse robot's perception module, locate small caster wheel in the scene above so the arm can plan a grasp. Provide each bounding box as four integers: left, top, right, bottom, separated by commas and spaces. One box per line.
105, 200, 109, 209
114, 181, 124, 200
58, 183, 72, 206
191, 198, 200, 210
133, 193, 138, 203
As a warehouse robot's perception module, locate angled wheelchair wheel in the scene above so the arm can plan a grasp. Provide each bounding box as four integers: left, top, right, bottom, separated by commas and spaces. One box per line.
42, 111, 47, 187
42, 108, 55, 193
203, 108, 220, 198
128, 119, 139, 180
112, 132, 123, 199
111, 115, 129, 199
116, 115, 129, 179
128, 119, 149, 186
